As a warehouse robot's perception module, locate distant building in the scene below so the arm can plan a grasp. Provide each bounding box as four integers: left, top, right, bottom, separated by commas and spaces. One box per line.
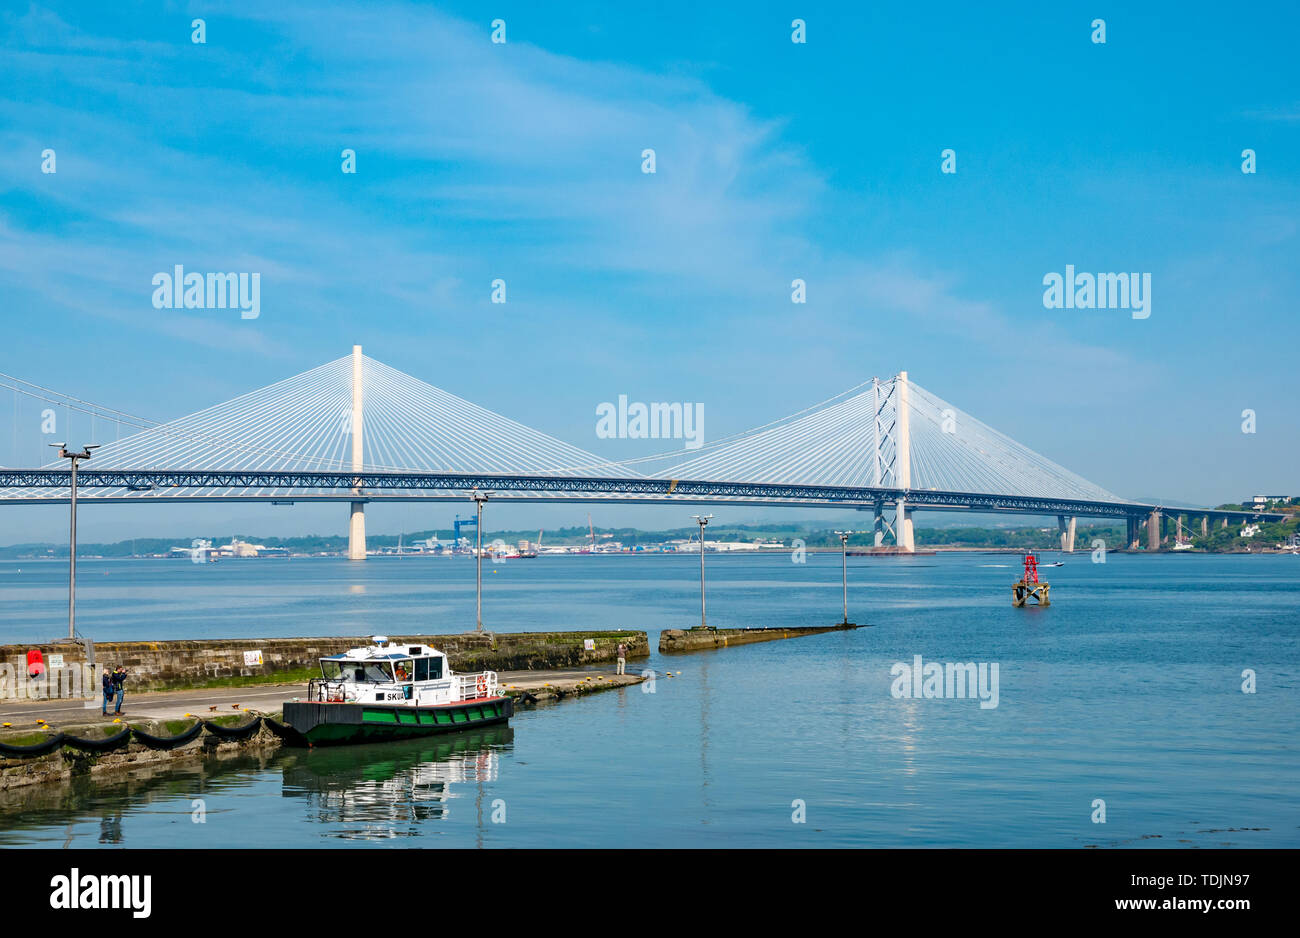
1245, 495, 1295, 508
217, 538, 267, 557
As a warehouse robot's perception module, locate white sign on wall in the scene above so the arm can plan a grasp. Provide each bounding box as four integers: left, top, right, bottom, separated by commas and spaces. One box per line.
48, 654, 65, 668
243, 650, 264, 667
583, 639, 596, 651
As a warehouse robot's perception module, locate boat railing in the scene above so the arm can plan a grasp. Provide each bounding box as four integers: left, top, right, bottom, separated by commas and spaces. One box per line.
308, 678, 350, 703
457, 670, 498, 701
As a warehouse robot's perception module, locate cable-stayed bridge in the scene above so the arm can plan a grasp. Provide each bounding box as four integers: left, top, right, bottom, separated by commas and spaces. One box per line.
0, 348, 1280, 556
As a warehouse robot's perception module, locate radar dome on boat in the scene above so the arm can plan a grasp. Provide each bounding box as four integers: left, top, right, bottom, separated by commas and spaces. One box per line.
371, 635, 389, 645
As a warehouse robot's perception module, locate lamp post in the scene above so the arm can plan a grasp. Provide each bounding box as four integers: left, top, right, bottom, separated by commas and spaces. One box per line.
691, 514, 713, 629
51, 443, 99, 641
834, 530, 856, 626
470, 489, 489, 631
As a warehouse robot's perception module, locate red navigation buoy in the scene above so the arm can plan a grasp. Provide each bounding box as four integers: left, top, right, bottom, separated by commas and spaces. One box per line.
1023, 553, 1039, 584
26, 648, 45, 678
1013, 554, 1050, 607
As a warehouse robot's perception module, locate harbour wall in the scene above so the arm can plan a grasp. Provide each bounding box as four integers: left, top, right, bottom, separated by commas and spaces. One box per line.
0, 630, 649, 699
0, 718, 281, 793
659, 624, 858, 653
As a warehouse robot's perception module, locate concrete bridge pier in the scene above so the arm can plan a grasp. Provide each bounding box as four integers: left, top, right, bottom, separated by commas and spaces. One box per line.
1126, 516, 1140, 550
1057, 515, 1076, 552
1147, 509, 1162, 550
1201, 516, 1209, 537
896, 498, 915, 552
348, 501, 367, 560
873, 500, 885, 547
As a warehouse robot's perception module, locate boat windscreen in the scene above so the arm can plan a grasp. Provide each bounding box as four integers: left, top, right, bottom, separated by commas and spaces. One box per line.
321, 660, 395, 683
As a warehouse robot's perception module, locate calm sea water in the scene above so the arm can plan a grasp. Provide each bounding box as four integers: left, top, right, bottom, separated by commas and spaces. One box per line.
0, 552, 1296, 848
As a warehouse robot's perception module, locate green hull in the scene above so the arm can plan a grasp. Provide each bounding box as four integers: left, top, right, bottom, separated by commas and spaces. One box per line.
281, 696, 513, 747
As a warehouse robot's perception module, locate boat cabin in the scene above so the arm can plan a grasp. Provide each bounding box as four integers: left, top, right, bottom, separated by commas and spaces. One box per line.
310, 636, 499, 706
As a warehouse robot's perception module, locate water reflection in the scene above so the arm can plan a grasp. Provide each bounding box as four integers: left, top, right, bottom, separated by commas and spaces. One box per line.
98, 812, 123, 844
698, 656, 711, 824
279, 726, 513, 841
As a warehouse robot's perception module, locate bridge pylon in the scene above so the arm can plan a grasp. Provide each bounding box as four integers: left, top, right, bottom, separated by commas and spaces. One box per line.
896, 371, 912, 551
348, 345, 366, 561
870, 372, 914, 551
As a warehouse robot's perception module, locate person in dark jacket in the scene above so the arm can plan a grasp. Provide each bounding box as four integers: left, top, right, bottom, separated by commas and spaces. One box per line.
111, 666, 127, 714
101, 667, 113, 715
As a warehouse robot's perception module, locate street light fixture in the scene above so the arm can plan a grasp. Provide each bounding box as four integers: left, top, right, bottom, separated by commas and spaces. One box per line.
470, 488, 489, 631
691, 514, 713, 630
51, 443, 99, 641
833, 530, 859, 626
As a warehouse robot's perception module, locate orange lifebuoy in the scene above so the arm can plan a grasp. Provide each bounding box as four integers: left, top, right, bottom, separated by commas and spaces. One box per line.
476, 675, 488, 697
26, 649, 44, 678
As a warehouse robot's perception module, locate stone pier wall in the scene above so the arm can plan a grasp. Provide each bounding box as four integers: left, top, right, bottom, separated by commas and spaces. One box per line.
0, 718, 283, 793
0, 630, 648, 699
659, 624, 857, 653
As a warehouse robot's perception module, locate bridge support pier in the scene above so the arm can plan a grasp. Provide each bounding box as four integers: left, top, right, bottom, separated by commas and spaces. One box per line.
1127, 516, 1140, 550
873, 500, 885, 547
1201, 516, 1209, 537
1057, 515, 1076, 552
1147, 509, 1162, 551
896, 498, 915, 552
348, 501, 367, 560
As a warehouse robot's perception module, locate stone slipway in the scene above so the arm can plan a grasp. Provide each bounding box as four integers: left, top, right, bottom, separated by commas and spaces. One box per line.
659, 623, 860, 653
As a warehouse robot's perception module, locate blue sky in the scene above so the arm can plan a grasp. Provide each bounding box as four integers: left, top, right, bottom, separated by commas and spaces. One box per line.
1, 1, 1297, 543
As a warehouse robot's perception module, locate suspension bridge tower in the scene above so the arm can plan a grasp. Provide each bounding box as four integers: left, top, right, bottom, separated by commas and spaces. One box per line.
348, 345, 366, 560
895, 371, 914, 552
869, 371, 914, 552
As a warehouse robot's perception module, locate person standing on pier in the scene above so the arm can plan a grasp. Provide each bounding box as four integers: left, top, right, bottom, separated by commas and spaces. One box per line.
616, 643, 627, 676
111, 666, 127, 714
101, 667, 114, 716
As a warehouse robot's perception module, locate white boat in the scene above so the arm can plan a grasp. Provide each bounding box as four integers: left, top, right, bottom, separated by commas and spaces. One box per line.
281, 636, 511, 746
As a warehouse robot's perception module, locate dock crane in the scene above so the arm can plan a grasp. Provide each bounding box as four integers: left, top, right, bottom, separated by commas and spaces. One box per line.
452, 514, 477, 554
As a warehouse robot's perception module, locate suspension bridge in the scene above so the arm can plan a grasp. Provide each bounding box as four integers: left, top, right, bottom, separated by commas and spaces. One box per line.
0, 347, 1280, 556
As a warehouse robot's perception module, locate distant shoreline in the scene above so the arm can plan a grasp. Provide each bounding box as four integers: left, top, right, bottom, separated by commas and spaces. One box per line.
1, 546, 1294, 561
